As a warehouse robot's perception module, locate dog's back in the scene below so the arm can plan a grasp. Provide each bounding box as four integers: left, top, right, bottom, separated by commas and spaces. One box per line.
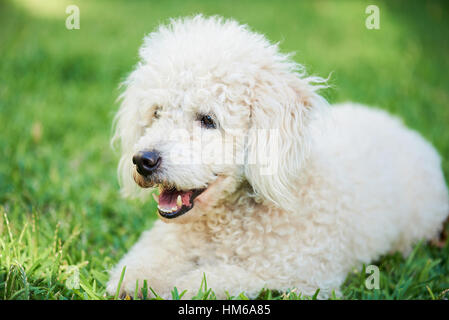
307, 102, 449, 257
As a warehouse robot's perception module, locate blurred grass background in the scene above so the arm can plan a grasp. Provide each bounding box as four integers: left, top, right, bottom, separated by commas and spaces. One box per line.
0, 0, 448, 299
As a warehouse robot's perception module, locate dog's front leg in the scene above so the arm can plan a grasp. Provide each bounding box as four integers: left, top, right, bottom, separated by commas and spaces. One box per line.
173, 264, 268, 299
106, 222, 194, 299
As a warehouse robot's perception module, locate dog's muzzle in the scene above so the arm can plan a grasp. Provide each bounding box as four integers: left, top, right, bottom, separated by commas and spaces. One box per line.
132, 150, 207, 219
133, 150, 161, 176
153, 187, 206, 219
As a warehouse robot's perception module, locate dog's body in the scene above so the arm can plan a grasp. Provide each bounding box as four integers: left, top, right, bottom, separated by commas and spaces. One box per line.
107, 16, 449, 299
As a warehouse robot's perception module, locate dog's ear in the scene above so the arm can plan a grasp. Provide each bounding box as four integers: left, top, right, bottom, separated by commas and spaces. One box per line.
111, 77, 146, 198
245, 69, 328, 212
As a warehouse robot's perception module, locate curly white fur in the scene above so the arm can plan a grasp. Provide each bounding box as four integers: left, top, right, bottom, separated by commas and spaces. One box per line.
107, 15, 449, 299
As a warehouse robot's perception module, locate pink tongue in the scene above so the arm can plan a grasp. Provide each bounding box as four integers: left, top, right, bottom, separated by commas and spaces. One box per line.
159, 189, 192, 209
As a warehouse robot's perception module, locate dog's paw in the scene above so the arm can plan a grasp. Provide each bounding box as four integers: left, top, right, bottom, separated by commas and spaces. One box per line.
106, 276, 128, 299
106, 270, 172, 299
106, 277, 147, 299
106, 266, 138, 299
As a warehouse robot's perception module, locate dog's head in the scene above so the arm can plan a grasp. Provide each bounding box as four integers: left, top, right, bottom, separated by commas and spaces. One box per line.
112, 15, 327, 223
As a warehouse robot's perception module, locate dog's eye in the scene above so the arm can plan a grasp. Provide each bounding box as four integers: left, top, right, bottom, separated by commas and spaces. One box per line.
198, 114, 217, 129
153, 106, 161, 119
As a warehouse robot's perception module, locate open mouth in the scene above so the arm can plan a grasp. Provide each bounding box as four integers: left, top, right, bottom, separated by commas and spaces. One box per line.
153, 186, 206, 219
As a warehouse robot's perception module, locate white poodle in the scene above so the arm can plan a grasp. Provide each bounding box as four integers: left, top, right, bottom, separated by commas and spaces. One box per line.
107, 15, 449, 299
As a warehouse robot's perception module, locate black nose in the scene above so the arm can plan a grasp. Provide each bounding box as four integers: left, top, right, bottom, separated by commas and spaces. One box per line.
133, 151, 161, 176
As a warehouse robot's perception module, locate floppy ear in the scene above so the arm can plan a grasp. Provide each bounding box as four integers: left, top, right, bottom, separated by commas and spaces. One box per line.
245, 70, 328, 212
111, 75, 146, 199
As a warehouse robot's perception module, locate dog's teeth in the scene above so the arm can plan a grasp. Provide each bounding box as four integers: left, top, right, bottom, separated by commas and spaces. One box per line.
157, 205, 172, 213
172, 206, 178, 211
176, 195, 182, 207
152, 193, 159, 203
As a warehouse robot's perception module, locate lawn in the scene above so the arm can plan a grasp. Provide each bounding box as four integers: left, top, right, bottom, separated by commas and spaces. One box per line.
0, 0, 448, 300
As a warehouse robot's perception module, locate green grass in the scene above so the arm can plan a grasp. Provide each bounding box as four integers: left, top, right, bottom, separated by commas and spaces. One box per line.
0, 0, 448, 300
